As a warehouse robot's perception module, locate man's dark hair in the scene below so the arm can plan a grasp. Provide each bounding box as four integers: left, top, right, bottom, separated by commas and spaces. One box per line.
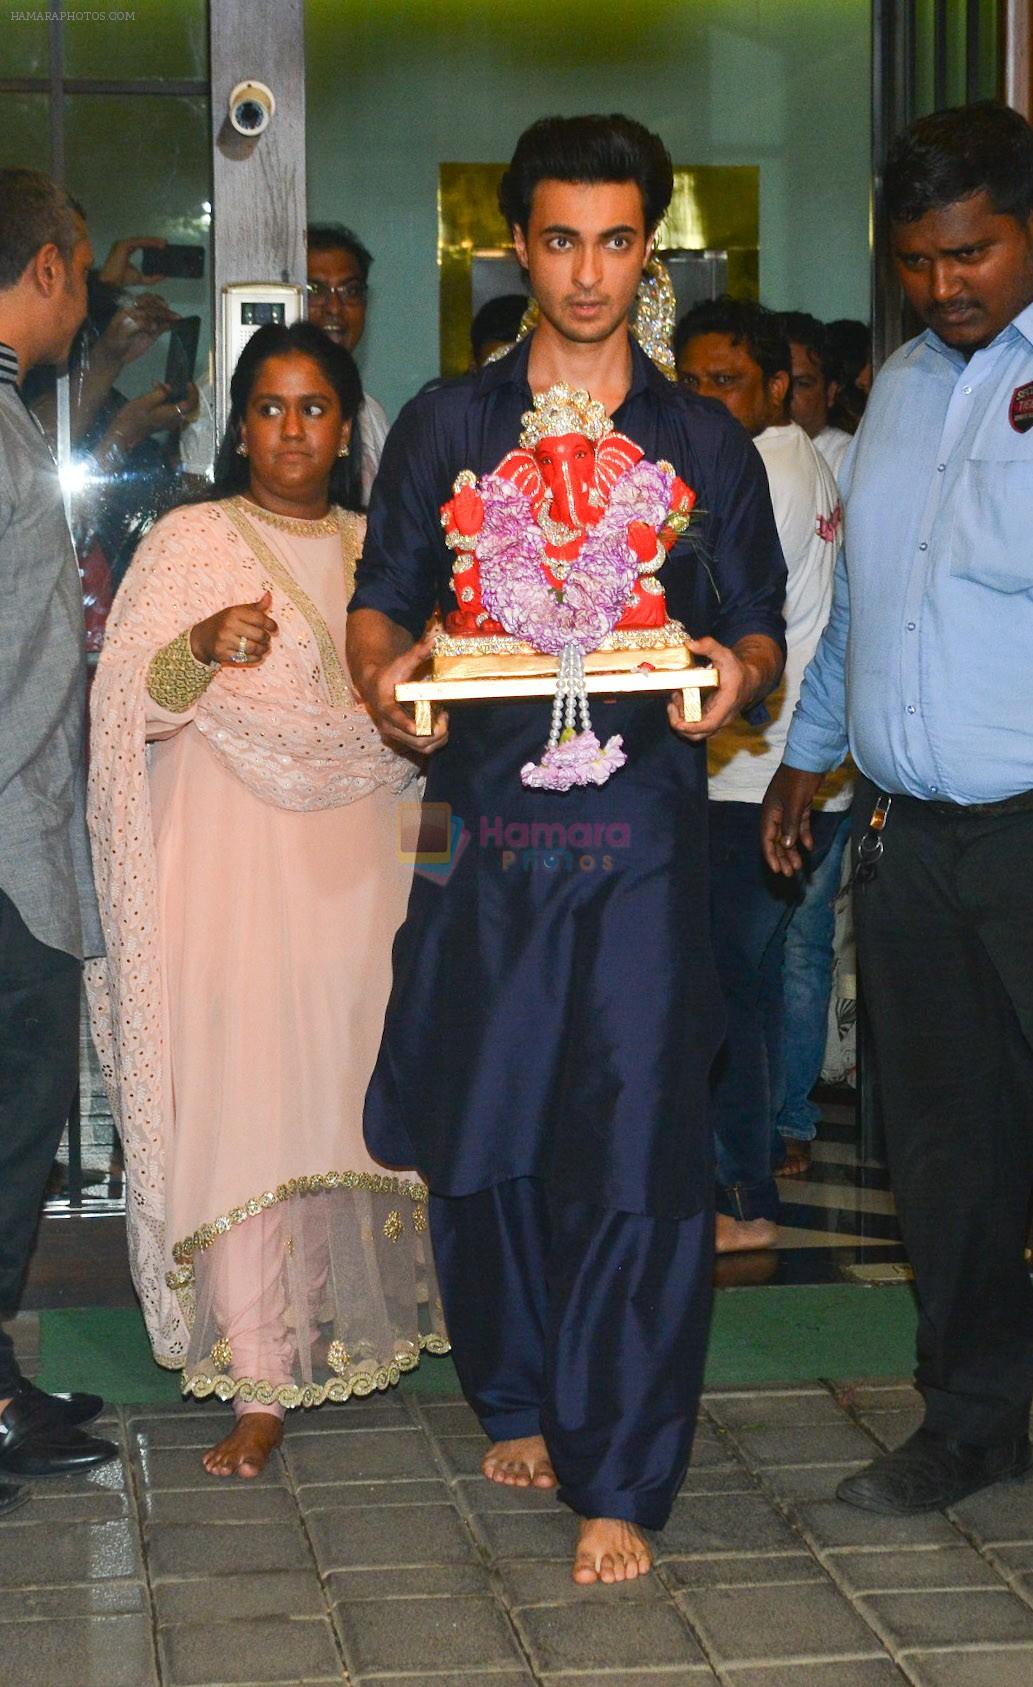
825, 318, 870, 388
209, 320, 365, 512
884, 101, 1033, 225
0, 168, 81, 291
779, 309, 829, 378
675, 295, 791, 386
307, 222, 374, 283
471, 293, 528, 360
498, 114, 673, 234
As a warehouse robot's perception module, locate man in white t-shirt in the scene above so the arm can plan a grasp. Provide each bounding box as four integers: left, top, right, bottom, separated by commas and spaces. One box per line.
677, 299, 846, 1250
306, 223, 390, 505
782, 310, 853, 484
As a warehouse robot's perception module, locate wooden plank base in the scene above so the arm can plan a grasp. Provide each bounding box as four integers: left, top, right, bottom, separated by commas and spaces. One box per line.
397, 664, 719, 737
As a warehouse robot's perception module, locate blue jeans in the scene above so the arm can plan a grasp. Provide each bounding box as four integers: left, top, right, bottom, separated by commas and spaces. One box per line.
775, 810, 851, 1146
708, 801, 843, 1222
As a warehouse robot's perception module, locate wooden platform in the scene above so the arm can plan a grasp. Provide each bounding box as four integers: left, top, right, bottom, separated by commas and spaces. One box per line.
397, 663, 719, 735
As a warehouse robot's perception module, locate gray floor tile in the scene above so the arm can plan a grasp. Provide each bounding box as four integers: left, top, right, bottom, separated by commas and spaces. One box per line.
414, 1400, 485, 1435
724, 1663, 904, 1687
660, 1552, 828, 1591
285, 1426, 440, 1485
158, 1614, 341, 1685
0, 1615, 157, 1686
679, 1465, 760, 1495
854, 1409, 925, 1451
704, 1390, 843, 1430
495, 1556, 671, 1605
362, 1676, 535, 1686
285, 1396, 411, 1428
0, 1517, 140, 1586
947, 1477, 1033, 1545
677, 1582, 884, 1666
514, 1599, 704, 1673
824, 1545, 1005, 1596
334, 1593, 525, 1677
690, 1426, 746, 1468
758, 1465, 868, 1505
435, 1433, 495, 1479
134, 1442, 287, 1490
541, 1673, 716, 1685
11, 1454, 128, 1495
146, 1520, 313, 1579
0, 1581, 146, 1621
733, 1423, 880, 1470
298, 1477, 450, 1509
903, 1648, 1033, 1687
468, 1508, 581, 1563
153, 1569, 328, 1623
835, 1385, 921, 1413
656, 1492, 803, 1558
324, 1563, 493, 1601
0, 1487, 129, 1524
307, 1500, 479, 1569
856, 1588, 1033, 1652
453, 1475, 566, 1513
792, 1500, 960, 1552
144, 1484, 298, 1525
132, 1415, 241, 1449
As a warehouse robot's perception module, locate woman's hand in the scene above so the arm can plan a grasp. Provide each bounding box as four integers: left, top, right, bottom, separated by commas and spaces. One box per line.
189, 592, 278, 667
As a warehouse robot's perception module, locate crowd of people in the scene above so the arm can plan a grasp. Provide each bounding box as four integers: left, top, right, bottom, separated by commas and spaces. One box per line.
2, 97, 1032, 1584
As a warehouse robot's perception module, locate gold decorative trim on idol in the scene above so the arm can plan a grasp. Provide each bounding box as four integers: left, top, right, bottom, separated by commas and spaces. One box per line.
169, 1167, 430, 1269
222, 497, 358, 709
431, 619, 689, 659
181, 1332, 452, 1410
235, 496, 341, 537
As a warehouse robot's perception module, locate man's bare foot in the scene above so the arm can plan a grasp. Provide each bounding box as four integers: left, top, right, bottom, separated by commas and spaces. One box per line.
202, 1413, 283, 1478
715, 1213, 779, 1253
573, 1516, 653, 1584
780, 1139, 812, 1176
482, 1433, 557, 1489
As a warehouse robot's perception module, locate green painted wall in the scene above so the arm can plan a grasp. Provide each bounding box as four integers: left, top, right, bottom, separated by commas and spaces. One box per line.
305, 0, 872, 419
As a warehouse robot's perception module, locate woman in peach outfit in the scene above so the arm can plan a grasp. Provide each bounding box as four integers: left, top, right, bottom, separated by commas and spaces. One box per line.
87, 323, 446, 1476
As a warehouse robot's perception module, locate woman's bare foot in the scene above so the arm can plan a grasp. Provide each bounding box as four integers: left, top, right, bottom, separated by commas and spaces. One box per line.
202, 1413, 283, 1478
715, 1212, 779, 1253
780, 1139, 812, 1176
482, 1434, 557, 1489
573, 1516, 653, 1584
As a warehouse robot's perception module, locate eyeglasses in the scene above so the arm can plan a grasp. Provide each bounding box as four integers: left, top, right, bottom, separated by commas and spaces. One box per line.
306, 280, 367, 305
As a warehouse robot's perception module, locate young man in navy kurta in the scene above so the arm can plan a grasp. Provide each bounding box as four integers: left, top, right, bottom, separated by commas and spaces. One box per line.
348, 115, 786, 1582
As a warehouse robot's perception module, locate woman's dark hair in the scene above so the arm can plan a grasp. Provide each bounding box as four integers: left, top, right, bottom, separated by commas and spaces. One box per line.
209, 320, 364, 511
498, 114, 673, 235
884, 101, 1033, 225
675, 295, 791, 387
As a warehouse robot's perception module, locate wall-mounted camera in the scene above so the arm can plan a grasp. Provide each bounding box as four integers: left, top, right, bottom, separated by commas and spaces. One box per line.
228, 81, 275, 137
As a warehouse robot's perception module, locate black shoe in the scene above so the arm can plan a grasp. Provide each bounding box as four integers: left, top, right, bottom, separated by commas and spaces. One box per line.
0, 1480, 29, 1518
11, 1381, 104, 1428
836, 1426, 1033, 1514
0, 1390, 118, 1477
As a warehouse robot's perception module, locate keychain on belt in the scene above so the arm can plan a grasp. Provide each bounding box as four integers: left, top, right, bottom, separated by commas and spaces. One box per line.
854, 793, 893, 886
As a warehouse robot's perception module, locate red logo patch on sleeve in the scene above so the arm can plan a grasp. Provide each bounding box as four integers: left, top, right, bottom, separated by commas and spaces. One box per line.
1009, 381, 1033, 433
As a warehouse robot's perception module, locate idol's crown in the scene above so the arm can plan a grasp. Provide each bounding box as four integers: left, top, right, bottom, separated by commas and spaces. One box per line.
519, 383, 613, 449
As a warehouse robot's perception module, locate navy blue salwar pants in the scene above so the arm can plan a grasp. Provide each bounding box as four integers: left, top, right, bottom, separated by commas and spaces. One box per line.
429, 1176, 712, 1530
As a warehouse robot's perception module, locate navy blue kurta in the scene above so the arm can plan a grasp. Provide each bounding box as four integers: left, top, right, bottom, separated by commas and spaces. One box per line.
350, 335, 786, 1220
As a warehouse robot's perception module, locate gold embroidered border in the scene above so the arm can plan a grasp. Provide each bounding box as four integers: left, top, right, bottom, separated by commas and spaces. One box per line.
236, 497, 340, 537
432, 619, 689, 659
181, 1332, 452, 1409
170, 1167, 430, 1268
146, 629, 216, 713
222, 497, 356, 708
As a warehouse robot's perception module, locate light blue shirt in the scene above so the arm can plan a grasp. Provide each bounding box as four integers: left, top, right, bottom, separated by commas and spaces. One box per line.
786, 301, 1033, 803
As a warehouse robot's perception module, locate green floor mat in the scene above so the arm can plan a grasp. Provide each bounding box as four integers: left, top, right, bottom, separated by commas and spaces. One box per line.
39, 1283, 919, 1406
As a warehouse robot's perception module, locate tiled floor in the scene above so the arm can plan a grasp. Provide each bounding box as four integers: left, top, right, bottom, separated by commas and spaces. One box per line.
4, 1371, 1033, 1686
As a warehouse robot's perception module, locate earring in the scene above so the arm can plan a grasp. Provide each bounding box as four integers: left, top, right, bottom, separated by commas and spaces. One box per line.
338, 443, 350, 457
236, 442, 248, 457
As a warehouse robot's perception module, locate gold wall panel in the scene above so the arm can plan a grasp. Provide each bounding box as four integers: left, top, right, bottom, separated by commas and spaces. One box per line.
438, 163, 759, 378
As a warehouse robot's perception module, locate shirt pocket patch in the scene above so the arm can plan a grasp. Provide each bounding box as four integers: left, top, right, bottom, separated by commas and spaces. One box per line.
950, 459, 1033, 594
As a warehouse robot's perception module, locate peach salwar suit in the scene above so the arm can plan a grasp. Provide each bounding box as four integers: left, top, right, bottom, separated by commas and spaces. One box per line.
86, 496, 447, 1411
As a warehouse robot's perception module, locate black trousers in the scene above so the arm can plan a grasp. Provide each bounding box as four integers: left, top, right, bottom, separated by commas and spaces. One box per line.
429, 1177, 712, 1529
853, 778, 1033, 1444
0, 889, 81, 1395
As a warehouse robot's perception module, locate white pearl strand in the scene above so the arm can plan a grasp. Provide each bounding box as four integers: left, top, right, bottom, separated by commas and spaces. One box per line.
545, 642, 593, 751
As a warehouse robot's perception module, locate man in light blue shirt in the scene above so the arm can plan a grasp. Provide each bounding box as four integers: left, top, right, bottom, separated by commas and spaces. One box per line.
762, 103, 1033, 1517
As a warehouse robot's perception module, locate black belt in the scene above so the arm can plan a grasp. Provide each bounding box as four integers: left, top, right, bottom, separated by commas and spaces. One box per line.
896, 788, 1033, 820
